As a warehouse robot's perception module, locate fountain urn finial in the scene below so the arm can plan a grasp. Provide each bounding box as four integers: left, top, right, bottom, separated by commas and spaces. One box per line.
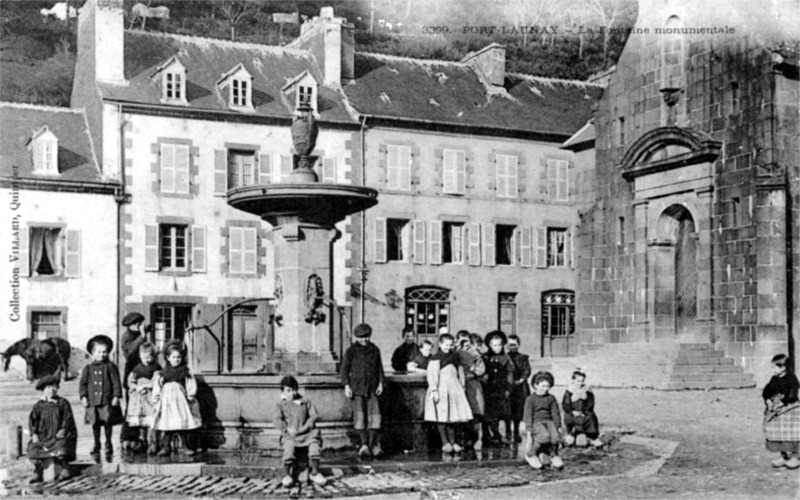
290, 103, 319, 183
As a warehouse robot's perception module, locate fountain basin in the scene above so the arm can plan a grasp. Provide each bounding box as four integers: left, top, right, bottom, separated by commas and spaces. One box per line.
227, 183, 378, 225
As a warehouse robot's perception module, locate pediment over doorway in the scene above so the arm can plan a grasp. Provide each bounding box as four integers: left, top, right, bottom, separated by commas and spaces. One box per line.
620, 127, 721, 181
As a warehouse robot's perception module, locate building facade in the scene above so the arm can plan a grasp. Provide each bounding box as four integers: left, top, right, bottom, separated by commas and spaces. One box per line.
576, 0, 799, 385
0, 103, 119, 365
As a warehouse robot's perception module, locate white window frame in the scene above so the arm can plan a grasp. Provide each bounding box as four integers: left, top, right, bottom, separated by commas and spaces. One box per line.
229, 227, 258, 275
160, 224, 189, 271
546, 228, 567, 268
496, 154, 518, 199
386, 218, 411, 262
164, 71, 184, 102
387, 145, 411, 191
442, 149, 466, 195
32, 135, 58, 174
443, 222, 465, 264
230, 77, 251, 108
160, 143, 190, 194
297, 85, 314, 109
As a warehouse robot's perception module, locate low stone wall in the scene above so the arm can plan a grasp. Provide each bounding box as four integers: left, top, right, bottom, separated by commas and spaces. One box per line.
193, 372, 430, 453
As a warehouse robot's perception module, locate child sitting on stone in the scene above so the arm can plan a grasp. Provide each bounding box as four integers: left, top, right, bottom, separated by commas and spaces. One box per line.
274, 375, 327, 496
562, 369, 603, 448
27, 375, 77, 483
523, 371, 563, 470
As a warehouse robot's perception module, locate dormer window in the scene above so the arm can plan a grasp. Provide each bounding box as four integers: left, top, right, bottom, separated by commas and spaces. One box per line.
282, 70, 318, 114
217, 64, 254, 111
29, 126, 58, 174
152, 56, 188, 105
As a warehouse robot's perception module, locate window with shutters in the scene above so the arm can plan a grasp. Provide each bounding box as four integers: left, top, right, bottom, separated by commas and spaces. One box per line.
387, 145, 411, 191
405, 286, 451, 338
442, 222, 464, 264
387, 219, 410, 262
159, 143, 190, 195
228, 226, 258, 275
227, 150, 256, 189
30, 311, 64, 340
546, 159, 569, 202
495, 154, 518, 199
26, 226, 80, 278
274, 155, 293, 183
495, 225, 516, 265
547, 228, 567, 267
442, 149, 466, 195
160, 224, 188, 271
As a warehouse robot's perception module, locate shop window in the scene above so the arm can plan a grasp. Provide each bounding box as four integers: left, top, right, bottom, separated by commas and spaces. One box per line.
152, 304, 193, 351
405, 286, 450, 337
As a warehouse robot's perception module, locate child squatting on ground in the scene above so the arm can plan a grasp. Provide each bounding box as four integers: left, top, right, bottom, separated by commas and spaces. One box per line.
274, 375, 327, 494
524, 371, 564, 470
340, 323, 385, 458
424, 334, 473, 454
763, 353, 800, 469
125, 342, 162, 455
562, 369, 603, 448
27, 375, 77, 484
152, 341, 201, 456
79, 335, 123, 460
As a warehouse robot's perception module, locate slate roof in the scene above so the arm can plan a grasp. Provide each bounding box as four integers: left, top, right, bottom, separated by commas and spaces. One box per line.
343, 53, 604, 138
97, 31, 355, 124
0, 103, 103, 183
561, 119, 595, 152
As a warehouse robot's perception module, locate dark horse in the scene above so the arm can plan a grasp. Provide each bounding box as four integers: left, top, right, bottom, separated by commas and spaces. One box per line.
1, 338, 71, 381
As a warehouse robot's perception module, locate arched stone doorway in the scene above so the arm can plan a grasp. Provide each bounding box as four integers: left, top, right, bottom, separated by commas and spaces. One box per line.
653, 206, 698, 338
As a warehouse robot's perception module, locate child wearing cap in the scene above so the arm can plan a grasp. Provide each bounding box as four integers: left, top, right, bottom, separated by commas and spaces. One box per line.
274, 375, 326, 495
79, 335, 123, 460
27, 375, 77, 483
340, 323, 385, 458
523, 371, 564, 470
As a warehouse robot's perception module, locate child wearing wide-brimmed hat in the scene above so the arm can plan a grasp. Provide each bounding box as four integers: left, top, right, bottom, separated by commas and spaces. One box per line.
79, 335, 123, 460
27, 375, 77, 483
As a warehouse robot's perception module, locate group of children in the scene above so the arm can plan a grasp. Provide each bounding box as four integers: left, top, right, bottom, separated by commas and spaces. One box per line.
26, 328, 202, 483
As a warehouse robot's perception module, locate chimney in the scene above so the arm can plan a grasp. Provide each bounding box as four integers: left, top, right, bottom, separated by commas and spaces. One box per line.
78, 0, 125, 85
462, 43, 506, 87
292, 7, 354, 86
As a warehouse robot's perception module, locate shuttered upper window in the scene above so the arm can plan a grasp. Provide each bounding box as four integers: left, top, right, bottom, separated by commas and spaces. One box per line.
160, 143, 190, 195
547, 159, 569, 202
496, 154, 518, 199
442, 149, 466, 195
387, 145, 411, 191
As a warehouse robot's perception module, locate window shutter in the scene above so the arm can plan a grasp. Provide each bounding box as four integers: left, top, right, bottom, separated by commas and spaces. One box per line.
64, 229, 81, 278
569, 227, 575, 269
244, 228, 257, 274
413, 219, 426, 264
456, 151, 466, 194
496, 156, 507, 197
175, 144, 190, 194
387, 146, 398, 189
323, 157, 336, 183
374, 217, 387, 263
214, 149, 227, 194
429, 220, 442, 265
229, 227, 243, 274
19, 227, 29, 277
536, 227, 547, 268
547, 160, 557, 200
191, 226, 206, 273
280, 155, 292, 182
482, 223, 495, 266
160, 144, 175, 193
557, 160, 568, 201
520, 226, 532, 268
399, 146, 411, 190
508, 155, 518, 198
468, 223, 481, 266
443, 150, 456, 194
145, 224, 159, 271
259, 154, 272, 184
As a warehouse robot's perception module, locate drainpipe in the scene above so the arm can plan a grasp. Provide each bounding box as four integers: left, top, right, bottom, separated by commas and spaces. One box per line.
359, 115, 369, 325
114, 104, 128, 363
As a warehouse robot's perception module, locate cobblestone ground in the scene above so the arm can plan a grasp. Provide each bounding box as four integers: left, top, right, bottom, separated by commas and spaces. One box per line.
3, 383, 799, 499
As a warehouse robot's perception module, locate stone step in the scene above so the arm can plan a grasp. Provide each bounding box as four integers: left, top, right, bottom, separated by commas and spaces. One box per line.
670, 364, 744, 374
674, 350, 724, 358
674, 356, 733, 365
663, 379, 756, 390
668, 373, 755, 383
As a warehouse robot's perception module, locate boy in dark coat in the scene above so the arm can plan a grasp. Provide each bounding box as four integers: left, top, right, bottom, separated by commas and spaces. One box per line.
79, 335, 123, 460
507, 334, 531, 443
340, 323, 385, 458
27, 375, 77, 483
390, 328, 420, 372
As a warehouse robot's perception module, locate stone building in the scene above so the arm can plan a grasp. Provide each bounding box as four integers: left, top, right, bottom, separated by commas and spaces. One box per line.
0, 103, 119, 362
572, 0, 799, 387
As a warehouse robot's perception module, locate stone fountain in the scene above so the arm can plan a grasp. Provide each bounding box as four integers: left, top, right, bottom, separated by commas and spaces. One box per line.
226, 104, 378, 374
